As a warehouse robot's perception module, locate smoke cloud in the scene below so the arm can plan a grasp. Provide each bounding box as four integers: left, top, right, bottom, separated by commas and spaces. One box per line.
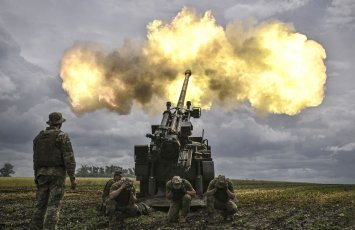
60, 7, 326, 115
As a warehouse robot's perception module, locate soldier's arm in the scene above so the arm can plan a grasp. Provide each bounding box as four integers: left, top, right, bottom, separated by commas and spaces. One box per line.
33, 163, 38, 184
184, 180, 196, 197
165, 181, 173, 200
102, 180, 114, 200
59, 133, 76, 181
205, 179, 217, 197
109, 181, 126, 200
33, 134, 40, 180
226, 180, 236, 199
129, 187, 137, 204
33, 146, 37, 179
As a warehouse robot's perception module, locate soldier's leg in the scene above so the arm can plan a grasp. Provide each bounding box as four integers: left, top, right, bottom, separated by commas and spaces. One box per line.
108, 210, 124, 230
126, 204, 140, 217
206, 196, 213, 214
43, 176, 65, 230
225, 200, 238, 216
218, 200, 237, 220
181, 194, 191, 218
206, 196, 218, 214
213, 199, 229, 219
136, 202, 152, 215
167, 201, 180, 222
30, 176, 50, 230
106, 199, 123, 229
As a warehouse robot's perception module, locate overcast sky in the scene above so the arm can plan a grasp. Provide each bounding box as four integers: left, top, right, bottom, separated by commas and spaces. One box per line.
0, 0, 354, 184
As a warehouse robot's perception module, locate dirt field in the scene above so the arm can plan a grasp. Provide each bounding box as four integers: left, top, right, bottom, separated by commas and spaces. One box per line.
1, 177, 355, 229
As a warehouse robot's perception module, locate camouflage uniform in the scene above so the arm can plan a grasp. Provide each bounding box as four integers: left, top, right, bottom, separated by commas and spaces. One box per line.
102, 179, 116, 201
106, 179, 140, 229
30, 112, 76, 230
100, 171, 122, 215
166, 176, 194, 222
206, 176, 237, 219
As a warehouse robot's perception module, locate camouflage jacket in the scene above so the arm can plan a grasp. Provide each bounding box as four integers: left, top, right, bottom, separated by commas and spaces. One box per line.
33, 126, 76, 180
207, 178, 235, 203
166, 179, 193, 201
102, 179, 116, 201
109, 179, 137, 208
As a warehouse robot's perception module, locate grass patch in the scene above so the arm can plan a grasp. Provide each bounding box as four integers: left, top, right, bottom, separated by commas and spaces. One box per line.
1, 177, 354, 229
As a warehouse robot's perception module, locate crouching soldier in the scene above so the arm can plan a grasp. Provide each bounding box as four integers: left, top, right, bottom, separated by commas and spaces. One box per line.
106, 178, 140, 229
166, 176, 196, 223
100, 170, 122, 215
205, 175, 237, 221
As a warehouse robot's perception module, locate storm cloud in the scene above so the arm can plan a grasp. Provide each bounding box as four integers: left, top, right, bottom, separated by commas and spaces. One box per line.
0, 0, 354, 183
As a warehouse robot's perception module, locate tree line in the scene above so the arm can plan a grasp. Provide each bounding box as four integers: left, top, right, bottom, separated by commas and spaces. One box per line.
0, 163, 135, 178
75, 164, 135, 178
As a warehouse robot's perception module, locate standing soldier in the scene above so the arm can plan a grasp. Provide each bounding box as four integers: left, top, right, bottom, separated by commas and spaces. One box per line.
100, 169, 122, 215
205, 175, 237, 221
30, 112, 76, 230
166, 176, 196, 223
106, 178, 140, 229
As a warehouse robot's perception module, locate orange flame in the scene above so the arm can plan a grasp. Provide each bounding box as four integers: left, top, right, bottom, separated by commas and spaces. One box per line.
60, 7, 326, 115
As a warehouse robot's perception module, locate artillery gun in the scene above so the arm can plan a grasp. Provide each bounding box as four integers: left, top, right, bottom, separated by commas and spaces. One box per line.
134, 70, 215, 207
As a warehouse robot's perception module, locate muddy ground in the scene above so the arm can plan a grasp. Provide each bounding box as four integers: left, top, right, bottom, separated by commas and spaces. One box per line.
1, 178, 355, 229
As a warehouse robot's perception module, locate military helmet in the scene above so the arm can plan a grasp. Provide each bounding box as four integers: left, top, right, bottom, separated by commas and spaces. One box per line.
216, 175, 227, 188
172, 176, 182, 189
114, 169, 123, 176
46, 112, 66, 125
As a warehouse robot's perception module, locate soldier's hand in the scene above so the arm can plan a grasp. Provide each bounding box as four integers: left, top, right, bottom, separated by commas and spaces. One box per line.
120, 181, 127, 190
70, 179, 77, 191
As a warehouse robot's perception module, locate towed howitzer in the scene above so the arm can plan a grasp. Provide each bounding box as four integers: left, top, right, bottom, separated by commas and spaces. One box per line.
134, 70, 215, 207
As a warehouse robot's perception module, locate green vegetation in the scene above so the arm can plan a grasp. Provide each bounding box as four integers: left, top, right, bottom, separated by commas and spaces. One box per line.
75, 165, 135, 178
0, 163, 15, 177
1, 177, 354, 229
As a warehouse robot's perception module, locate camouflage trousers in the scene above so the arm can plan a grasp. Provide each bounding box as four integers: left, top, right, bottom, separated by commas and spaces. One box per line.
206, 197, 238, 217
30, 175, 65, 230
107, 203, 140, 229
167, 194, 191, 222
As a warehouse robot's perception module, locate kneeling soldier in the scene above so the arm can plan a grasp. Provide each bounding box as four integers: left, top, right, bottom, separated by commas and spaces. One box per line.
205, 175, 237, 221
166, 176, 196, 223
100, 170, 122, 215
106, 178, 140, 228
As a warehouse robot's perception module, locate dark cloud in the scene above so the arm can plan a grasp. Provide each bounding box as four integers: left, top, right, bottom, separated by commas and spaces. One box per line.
0, 1, 354, 183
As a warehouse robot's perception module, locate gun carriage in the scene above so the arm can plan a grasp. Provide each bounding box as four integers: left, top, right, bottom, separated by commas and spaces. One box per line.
134, 70, 215, 207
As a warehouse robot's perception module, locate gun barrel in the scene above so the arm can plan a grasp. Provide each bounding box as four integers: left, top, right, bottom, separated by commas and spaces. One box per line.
177, 69, 191, 109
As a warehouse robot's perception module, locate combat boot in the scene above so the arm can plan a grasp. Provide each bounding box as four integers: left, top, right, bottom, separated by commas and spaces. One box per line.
179, 216, 187, 223
206, 212, 219, 223
223, 214, 235, 222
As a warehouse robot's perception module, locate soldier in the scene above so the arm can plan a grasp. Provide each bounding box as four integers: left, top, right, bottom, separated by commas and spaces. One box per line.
166, 176, 196, 223
205, 175, 237, 221
100, 170, 123, 215
30, 112, 76, 230
106, 178, 140, 229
